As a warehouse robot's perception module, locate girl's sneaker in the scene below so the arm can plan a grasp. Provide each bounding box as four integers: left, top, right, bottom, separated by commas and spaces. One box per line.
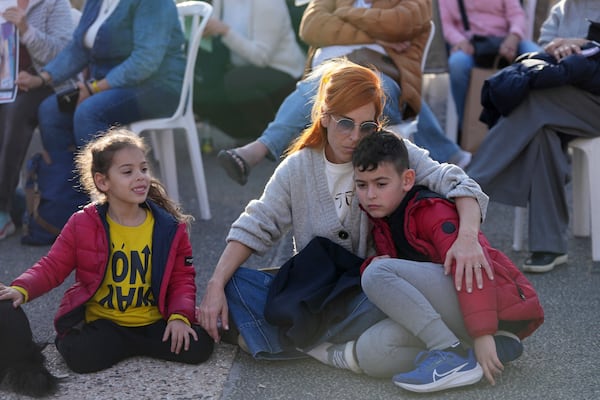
0, 212, 15, 240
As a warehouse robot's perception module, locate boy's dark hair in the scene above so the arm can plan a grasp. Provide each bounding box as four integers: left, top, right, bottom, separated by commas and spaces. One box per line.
352, 130, 410, 175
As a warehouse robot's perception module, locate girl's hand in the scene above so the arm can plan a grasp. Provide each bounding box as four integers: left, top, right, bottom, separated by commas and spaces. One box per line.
2, 7, 28, 34
0, 283, 25, 307
473, 335, 504, 385
163, 319, 198, 354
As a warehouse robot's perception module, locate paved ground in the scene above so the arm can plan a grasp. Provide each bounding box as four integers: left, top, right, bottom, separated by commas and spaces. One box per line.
1, 75, 599, 399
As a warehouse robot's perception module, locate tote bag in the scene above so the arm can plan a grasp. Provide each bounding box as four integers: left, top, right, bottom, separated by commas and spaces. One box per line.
460, 64, 498, 153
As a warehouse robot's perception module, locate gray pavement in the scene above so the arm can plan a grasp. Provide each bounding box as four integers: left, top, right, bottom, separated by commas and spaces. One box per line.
1, 84, 599, 399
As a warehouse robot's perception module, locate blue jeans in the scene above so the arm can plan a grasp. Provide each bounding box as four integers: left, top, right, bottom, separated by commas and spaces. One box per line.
258, 72, 402, 161
415, 100, 461, 162
448, 40, 541, 128
225, 267, 386, 360
38, 82, 179, 152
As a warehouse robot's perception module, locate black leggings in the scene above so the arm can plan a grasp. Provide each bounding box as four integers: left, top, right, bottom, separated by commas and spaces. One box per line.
55, 319, 214, 373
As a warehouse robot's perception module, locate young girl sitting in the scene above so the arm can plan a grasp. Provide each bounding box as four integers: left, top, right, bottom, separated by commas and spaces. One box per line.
0, 129, 213, 374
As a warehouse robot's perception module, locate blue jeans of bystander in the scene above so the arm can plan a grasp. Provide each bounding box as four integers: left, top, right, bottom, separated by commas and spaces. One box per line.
38, 82, 179, 152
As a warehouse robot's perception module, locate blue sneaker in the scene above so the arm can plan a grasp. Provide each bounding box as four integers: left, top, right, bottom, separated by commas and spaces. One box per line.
393, 349, 483, 393
494, 330, 523, 364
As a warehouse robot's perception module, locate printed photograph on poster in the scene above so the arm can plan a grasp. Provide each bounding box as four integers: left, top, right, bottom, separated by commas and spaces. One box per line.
0, 1, 19, 104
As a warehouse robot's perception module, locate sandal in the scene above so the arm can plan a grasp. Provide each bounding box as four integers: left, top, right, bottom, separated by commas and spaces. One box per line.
217, 149, 250, 186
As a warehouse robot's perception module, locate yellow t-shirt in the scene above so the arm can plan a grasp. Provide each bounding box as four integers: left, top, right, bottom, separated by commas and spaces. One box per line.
85, 209, 162, 326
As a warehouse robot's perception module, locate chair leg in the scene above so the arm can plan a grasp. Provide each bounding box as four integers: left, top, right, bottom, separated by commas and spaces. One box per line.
513, 206, 527, 251
184, 120, 211, 220
157, 130, 180, 203
445, 79, 459, 143
583, 147, 600, 262
571, 147, 591, 237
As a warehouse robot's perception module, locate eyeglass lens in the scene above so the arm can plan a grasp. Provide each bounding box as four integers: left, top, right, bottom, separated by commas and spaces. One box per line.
334, 116, 378, 135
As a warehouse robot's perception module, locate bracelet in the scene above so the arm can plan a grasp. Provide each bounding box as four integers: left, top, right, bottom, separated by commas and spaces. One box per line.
91, 80, 100, 94
84, 80, 94, 95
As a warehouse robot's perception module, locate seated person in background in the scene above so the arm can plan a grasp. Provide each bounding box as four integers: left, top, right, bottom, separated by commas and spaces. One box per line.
353, 131, 544, 393
0, 0, 74, 240
17, 0, 186, 154
466, 0, 600, 273
217, 0, 472, 186
439, 0, 540, 130
194, 0, 306, 139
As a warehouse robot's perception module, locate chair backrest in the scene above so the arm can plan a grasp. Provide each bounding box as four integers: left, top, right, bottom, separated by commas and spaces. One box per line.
173, 1, 213, 120
421, 20, 436, 73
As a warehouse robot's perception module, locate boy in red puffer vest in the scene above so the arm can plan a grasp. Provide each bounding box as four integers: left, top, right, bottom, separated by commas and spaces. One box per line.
353, 130, 544, 393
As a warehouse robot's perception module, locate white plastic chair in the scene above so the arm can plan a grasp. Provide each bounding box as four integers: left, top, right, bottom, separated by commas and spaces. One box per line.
389, 20, 436, 140
128, 1, 213, 219
512, 137, 600, 263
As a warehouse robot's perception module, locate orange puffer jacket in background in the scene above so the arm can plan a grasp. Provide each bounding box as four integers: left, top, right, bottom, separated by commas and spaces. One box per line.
299, 0, 432, 118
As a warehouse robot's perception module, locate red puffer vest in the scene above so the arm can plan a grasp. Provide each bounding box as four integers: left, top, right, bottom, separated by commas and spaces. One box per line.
363, 187, 544, 340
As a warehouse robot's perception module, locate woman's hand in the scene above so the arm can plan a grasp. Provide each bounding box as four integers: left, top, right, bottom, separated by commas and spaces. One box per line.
545, 37, 588, 61
375, 40, 411, 54
499, 33, 520, 62
444, 197, 493, 292
15, 71, 42, 91
198, 279, 228, 343
0, 283, 25, 307
163, 319, 199, 354
473, 335, 504, 385
204, 18, 230, 37
2, 6, 28, 34
76, 81, 92, 105
451, 39, 474, 55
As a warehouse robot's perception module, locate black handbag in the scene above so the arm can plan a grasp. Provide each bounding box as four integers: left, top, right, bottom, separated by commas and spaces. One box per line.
55, 82, 80, 114
457, 0, 506, 68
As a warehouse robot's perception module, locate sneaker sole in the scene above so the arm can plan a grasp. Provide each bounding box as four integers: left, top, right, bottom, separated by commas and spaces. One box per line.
393, 364, 483, 393
522, 254, 568, 273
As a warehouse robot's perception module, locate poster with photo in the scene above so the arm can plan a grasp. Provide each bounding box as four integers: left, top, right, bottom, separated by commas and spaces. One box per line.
0, 3, 19, 104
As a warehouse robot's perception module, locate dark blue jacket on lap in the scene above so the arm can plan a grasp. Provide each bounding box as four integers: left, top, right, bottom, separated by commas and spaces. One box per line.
480, 45, 600, 127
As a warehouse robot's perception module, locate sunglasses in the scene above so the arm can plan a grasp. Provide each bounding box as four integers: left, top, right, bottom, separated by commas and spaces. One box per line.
330, 115, 379, 136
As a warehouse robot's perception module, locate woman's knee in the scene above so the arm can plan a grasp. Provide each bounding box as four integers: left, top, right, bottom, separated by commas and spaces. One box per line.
448, 51, 474, 77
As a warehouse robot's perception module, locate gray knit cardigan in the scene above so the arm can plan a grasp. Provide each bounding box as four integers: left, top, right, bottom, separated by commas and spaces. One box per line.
227, 139, 489, 259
